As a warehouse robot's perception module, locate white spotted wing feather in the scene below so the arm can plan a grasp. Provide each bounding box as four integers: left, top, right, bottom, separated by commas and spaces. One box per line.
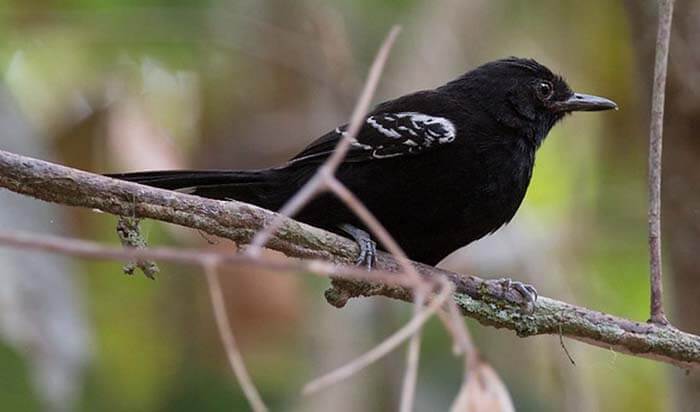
290, 112, 456, 164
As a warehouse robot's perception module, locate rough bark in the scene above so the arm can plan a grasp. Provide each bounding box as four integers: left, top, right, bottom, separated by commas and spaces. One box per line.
1, 149, 700, 369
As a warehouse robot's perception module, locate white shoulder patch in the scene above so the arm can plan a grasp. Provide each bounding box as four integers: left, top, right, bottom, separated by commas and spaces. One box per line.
361, 112, 457, 159
291, 112, 457, 164
366, 113, 456, 142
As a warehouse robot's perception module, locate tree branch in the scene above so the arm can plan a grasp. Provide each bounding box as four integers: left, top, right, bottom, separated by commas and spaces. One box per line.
1, 149, 700, 369
647, 0, 675, 326
204, 261, 268, 412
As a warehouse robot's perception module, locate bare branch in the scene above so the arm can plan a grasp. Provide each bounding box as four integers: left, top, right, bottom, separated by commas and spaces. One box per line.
399, 291, 426, 412
647, 0, 675, 326
322, 26, 402, 172
204, 261, 268, 412
247, 26, 401, 254
247, 174, 326, 257
558, 325, 576, 366
325, 178, 436, 405
326, 178, 420, 281
0, 230, 423, 289
302, 281, 452, 395
2, 150, 700, 369
237, 25, 435, 405
449, 305, 477, 362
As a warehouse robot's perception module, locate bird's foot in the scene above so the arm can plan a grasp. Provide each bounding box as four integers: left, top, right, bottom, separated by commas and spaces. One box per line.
355, 237, 377, 270
487, 277, 538, 311
339, 224, 377, 271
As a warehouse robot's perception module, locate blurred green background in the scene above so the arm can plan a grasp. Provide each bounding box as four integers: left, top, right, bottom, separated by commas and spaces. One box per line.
1, 0, 699, 411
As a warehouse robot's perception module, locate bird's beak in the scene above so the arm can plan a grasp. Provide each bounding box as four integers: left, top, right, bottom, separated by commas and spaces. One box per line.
552, 93, 618, 112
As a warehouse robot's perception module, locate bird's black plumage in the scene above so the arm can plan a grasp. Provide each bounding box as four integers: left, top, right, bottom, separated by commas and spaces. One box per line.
107, 57, 616, 266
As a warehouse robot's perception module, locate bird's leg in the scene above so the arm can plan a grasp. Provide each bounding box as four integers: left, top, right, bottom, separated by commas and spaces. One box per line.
487, 277, 538, 310
338, 224, 377, 271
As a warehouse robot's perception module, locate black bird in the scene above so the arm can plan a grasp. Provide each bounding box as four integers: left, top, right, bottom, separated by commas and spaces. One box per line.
108, 57, 616, 297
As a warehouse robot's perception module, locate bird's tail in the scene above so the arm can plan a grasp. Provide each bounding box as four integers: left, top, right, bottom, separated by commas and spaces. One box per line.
106, 169, 290, 210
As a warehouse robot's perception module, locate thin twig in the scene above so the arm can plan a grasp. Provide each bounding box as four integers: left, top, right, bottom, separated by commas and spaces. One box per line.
327, 177, 433, 411
302, 280, 453, 395
247, 174, 326, 256
647, 0, 675, 326
247, 26, 401, 254
242, 26, 434, 406
443, 300, 480, 406
0, 230, 422, 288
558, 325, 576, 366
399, 291, 425, 412
203, 260, 268, 412
443, 301, 477, 365
322, 26, 402, 172
326, 177, 421, 281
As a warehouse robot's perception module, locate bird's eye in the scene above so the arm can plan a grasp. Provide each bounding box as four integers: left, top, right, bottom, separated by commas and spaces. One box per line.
536, 81, 554, 100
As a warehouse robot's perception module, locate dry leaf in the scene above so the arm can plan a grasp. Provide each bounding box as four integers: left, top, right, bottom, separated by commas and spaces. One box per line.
450, 361, 515, 412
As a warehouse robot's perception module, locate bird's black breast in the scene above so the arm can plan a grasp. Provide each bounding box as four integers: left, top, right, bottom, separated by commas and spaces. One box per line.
471, 137, 535, 232
295, 134, 537, 266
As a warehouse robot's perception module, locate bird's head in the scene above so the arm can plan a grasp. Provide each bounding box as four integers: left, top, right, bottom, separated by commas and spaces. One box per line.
444, 57, 617, 147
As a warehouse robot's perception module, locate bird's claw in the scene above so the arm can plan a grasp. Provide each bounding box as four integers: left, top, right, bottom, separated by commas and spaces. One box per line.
354, 237, 377, 271
501, 278, 538, 303
339, 223, 377, 271
488, 277, 538, 311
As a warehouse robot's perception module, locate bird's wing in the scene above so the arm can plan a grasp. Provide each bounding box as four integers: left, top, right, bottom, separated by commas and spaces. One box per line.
288, 111, 457, 165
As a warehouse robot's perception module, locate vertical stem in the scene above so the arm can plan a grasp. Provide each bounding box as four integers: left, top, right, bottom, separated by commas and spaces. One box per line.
648, 0, 675, 325
204, 261, 269, 412
399, 292, 425, 412
246, 26, 400, 254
